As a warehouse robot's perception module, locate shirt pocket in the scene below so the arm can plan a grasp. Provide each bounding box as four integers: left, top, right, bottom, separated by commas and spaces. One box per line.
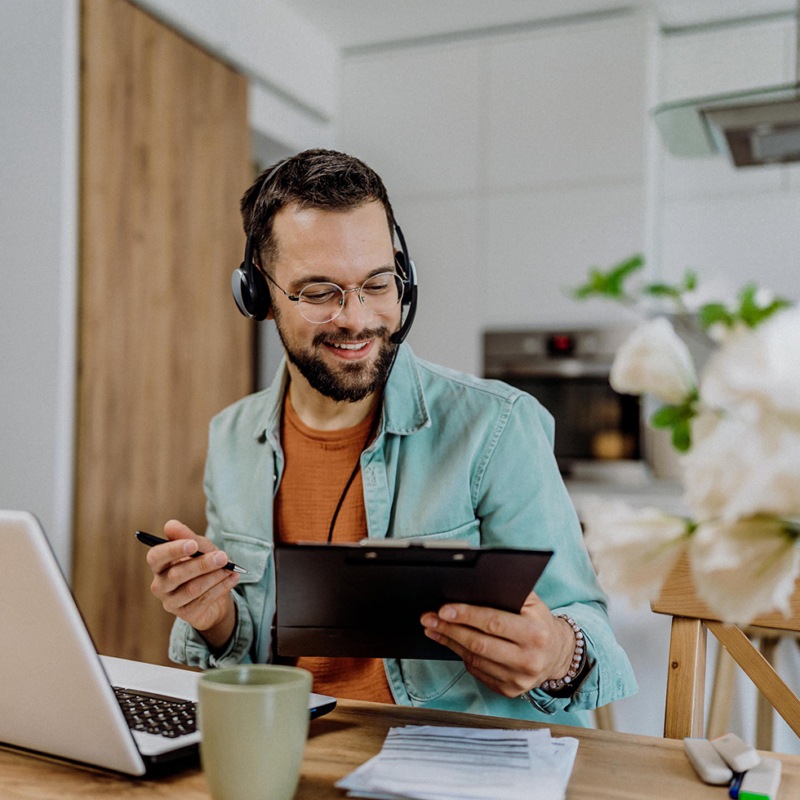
219, 531, 272, 585
398, 518, 481, 547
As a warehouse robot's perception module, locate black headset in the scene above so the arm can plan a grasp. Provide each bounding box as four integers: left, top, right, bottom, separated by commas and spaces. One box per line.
231, 160, 418, 345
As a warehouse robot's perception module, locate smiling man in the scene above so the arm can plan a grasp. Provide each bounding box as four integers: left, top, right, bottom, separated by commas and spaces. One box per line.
147, 149, 636, 726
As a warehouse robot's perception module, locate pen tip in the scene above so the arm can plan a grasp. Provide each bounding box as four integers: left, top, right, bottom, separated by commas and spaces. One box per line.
234, 566, 249, 574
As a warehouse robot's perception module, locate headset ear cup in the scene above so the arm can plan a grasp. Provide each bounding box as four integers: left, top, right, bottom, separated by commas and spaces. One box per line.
232, 262, 271, 321
248, 266, 271, 321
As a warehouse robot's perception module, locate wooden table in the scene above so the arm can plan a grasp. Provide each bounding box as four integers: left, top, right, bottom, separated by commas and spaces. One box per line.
2, 700, 800, 799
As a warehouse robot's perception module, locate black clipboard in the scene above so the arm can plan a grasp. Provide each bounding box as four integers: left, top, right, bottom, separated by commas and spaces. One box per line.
275, 541, 552, 660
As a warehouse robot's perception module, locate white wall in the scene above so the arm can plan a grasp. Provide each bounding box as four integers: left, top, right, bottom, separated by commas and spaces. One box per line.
0, 0, 79, 574
338, 12, 651, 376
656, 17, 800, 302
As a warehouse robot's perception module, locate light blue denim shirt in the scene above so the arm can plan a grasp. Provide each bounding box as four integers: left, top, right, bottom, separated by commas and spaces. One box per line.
169, 344, 637, 726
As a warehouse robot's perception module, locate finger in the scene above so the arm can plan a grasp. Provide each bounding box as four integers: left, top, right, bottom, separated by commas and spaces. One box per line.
163, 519, 201, 542
157, 549, 231, 595
147, 538, 201, 575
432, 602, 528, 646
164, 519, 216, 554
425, 622, 522, 669
178, 572, 239, 626
425, 630, 530, 696
165, 564, 235, 614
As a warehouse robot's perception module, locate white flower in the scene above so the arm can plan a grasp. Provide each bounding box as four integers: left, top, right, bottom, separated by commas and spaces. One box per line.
701, 306, 800, 420
682, 408, 800, 522
690, 517, 800, 624
610, 317, 697, 405
581, 498, 689, 605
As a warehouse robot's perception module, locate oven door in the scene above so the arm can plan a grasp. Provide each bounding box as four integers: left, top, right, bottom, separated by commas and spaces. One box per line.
501, 374, 641, 474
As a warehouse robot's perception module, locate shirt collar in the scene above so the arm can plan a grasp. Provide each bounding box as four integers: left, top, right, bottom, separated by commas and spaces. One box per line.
252, 342, 430, 443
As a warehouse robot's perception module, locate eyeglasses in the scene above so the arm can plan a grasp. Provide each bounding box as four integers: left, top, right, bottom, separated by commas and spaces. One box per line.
263, 270, 405, 324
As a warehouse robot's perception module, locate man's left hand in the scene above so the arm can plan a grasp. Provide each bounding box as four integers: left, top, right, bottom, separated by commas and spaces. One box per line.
420, 590, 577, 698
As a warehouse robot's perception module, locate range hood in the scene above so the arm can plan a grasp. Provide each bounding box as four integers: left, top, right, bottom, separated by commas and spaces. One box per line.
654, 3, 800, 167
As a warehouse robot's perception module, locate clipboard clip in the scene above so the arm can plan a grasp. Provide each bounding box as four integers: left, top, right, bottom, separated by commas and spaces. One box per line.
358, 538, 473, 549
351, 538, 477, 565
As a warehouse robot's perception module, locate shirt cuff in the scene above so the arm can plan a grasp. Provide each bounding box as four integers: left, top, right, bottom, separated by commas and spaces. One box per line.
168, 591, 254, 669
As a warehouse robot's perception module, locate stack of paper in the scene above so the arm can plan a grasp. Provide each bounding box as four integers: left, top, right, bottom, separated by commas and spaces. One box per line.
336, 725, 579, 800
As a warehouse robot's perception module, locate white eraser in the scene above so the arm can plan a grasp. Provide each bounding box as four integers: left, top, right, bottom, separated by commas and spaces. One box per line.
711, 733, 761, 773
739, 756, 781, 800
683, 738, 734, 785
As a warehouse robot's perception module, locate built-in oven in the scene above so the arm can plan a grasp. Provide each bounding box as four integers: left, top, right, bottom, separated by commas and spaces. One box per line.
483, 328, 643, 478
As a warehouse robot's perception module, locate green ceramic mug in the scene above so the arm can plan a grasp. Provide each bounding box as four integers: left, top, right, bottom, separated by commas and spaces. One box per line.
198, 665, 312, 800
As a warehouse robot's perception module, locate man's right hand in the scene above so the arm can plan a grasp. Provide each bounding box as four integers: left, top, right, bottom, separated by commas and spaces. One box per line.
147, 519, 239, 651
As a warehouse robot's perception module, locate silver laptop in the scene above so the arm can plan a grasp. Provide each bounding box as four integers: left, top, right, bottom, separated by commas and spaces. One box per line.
0, 510, 336, 775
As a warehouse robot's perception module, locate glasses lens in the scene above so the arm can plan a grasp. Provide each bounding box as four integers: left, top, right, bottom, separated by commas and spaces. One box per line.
297, 283, 343, 323
360, 273, 403, 315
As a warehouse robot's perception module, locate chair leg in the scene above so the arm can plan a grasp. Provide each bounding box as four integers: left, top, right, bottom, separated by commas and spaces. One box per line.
707, 622, 800, 742
593, 703, 615, 732
707, 644, 736, 740
756, 637, 779, 751
665, 617, 707, 739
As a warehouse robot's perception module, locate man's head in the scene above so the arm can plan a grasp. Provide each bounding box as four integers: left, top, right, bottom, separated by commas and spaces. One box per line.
239, 150, 402, 404
240, 149, 396, 276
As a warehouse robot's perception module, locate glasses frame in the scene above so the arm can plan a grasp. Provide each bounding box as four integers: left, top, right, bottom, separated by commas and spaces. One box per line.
261, 269, 406, 324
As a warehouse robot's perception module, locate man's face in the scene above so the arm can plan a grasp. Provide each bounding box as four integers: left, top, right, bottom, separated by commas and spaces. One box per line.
266, 200, 402, 403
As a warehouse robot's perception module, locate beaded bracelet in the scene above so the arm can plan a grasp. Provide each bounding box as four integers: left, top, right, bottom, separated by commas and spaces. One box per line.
541, 614, 585, 692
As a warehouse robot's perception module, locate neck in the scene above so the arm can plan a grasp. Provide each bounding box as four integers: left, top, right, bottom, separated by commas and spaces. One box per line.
285, 363, 381, 431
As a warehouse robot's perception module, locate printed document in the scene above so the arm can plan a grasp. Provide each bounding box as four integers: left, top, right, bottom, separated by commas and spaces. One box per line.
336, 725, 578, 800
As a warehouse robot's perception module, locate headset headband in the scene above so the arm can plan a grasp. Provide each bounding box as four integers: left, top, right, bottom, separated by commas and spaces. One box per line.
232, 159, 417, 344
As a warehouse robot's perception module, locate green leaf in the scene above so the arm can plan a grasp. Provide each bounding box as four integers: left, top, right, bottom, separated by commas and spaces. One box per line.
682, 270, 698, 292
573, 254, 644, 300
650, 405, 684, 428
671, 419, 692, 452
737, 282, 792, 327
643, 283, 682, 298
698, 303, 734, 330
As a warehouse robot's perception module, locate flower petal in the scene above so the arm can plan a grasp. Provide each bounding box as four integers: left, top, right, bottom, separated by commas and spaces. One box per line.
690, 517, 800, 624
610, 317, 697, 405
582, 498, 689, 606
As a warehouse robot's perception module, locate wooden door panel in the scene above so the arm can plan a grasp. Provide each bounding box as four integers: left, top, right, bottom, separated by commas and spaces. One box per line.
75, 0, 253, 665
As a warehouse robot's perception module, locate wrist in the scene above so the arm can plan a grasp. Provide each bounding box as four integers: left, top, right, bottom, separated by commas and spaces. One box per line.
549, 617, 577, 679
541, 615, 585, 692
199, 597, 237, 653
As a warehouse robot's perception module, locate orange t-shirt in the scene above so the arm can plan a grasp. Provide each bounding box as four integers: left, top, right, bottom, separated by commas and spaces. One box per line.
274, 392, 395, 704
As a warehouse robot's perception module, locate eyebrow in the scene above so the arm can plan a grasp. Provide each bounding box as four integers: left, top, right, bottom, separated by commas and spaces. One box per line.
287, 264, 395, 294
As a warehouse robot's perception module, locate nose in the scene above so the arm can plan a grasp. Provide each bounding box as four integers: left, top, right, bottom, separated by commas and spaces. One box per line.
333, 287, 373, 329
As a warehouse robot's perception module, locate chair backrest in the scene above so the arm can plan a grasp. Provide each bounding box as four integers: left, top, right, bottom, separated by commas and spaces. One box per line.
650, 554, 800, 740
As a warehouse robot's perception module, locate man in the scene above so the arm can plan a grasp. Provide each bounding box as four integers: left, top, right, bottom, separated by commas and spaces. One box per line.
147, 149, 636, 725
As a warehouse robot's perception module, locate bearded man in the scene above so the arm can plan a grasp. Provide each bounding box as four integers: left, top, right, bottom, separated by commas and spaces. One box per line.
146, 149, 636, 726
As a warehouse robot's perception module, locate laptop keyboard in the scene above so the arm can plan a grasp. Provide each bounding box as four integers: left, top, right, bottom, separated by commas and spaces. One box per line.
113, 686, 197, 739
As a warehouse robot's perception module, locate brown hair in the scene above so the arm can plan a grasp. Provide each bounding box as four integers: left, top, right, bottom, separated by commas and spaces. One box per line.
240, 149, 396, 271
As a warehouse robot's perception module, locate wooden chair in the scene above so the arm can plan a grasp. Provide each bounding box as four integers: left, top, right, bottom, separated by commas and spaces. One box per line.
651, 555, 800, 743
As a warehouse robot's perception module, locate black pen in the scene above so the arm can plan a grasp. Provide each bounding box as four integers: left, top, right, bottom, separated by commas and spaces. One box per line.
135, 531, 249, 574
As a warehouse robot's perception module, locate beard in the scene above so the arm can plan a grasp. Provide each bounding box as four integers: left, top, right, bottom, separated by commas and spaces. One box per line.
272, 311, 397, 403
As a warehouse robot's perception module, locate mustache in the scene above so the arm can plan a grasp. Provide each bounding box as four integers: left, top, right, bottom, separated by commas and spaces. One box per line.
312, 327, 390, 348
